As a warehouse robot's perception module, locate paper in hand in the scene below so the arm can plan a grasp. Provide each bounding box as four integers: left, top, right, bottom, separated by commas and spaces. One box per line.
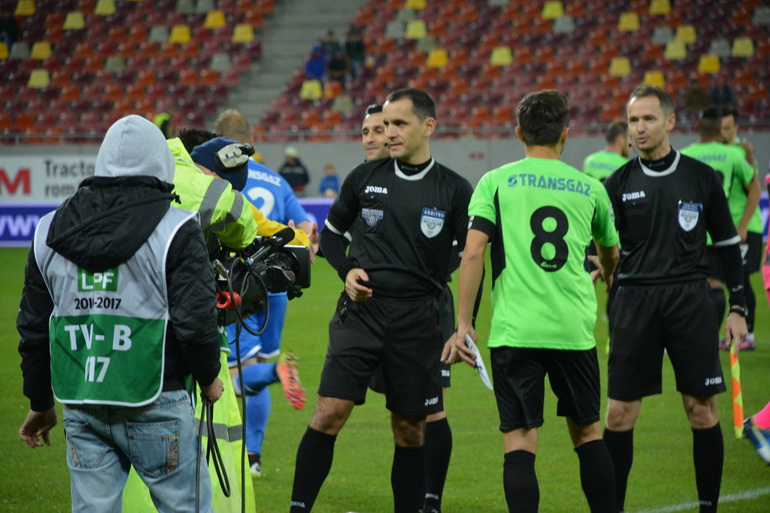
465, 334, 493, 391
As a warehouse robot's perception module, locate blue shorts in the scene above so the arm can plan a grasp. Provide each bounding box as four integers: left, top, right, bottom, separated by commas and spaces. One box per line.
226, 292, 288, 366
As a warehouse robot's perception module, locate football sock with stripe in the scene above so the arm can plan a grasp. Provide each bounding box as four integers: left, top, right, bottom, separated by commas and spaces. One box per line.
603, 427, 633, 512
392, 445, 425, 513
575, 439, 615, 513
692, 424, 723, 513
422, 417, 452, 511
503, 450, 539, 513
290, 427, 336, 512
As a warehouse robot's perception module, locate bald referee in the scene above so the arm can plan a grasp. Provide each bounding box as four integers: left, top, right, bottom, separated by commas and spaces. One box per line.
603, 85, 747, 513
290, 88, 473, 513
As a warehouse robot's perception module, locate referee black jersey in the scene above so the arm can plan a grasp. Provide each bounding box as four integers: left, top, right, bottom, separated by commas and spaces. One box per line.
325, 157, 473, 298
604, 151, 739, 285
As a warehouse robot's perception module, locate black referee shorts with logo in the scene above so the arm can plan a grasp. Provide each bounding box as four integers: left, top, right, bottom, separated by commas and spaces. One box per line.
319, 292, 444, 417
608, 280, 726, 400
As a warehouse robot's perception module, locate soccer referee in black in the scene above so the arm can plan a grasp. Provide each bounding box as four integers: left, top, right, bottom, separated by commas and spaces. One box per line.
602, 84, 747, 513
289, 88, 473, 513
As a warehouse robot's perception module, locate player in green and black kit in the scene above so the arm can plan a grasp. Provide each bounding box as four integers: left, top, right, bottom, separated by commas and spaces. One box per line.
452, 90, 619, 513
582, 120, 631, 182
682, 106, 758, 348
721, 106, 763, 349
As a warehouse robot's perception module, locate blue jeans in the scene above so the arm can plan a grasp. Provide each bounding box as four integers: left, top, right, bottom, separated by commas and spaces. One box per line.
63, 390, 213, 513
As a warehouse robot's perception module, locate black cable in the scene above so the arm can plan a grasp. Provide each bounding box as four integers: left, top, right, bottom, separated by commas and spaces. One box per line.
195, 384, 203, 513
203, 396, 231, 498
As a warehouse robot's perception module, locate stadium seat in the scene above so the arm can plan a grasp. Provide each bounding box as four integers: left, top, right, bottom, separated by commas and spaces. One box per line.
29, 41, 51, 60
0, 42, 8, 60
232, 24, 254, 43
394, 8, 416, 24
196, 0, 215, 13
609, 56, 631, 76
28, 68, 50, 88
94, 0, 115, 16
664, 40, 687, 60
149, 26, 170, 43
168, 25, 192, 44
105, 55, 125, 72
652, 26, 673, 45
209, 53, 232, 71
731, 37, 754, 57
648, 0, 671, 15
618, 12, 640, 31
299, 79, 322, 100
708, 38, 731, 58
553, 16, 575, 33
175, 0, 193, 14
643, 70, 665, 87
14, 0, 35, 16
404, 0, 426, 9
204, 9, 226, 28
674, 25, 696, 44
541, 1, 564, 20
404, 19, 427, 39
753, 6, 770, 25
697, 54, 720, 74
490, 46, 512, 66
426, 48, 448, 68
9, 41, 30, 59
63, 11, 85, 30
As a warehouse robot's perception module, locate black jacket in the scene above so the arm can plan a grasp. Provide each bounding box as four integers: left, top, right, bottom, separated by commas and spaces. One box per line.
18, 176, 221, 411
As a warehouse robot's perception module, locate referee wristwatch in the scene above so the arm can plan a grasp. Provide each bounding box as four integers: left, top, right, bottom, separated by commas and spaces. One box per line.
729, 305, 748, 317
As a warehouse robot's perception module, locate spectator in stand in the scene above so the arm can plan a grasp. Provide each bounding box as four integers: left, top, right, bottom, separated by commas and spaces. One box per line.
321, 29, 342, 58
326, 50, 351, 89
0, 12, 19, 49
319, 164, 340, 198
345, 26, 366, 78
279, 146, 310, 197
709, 74, 738, 109
305, 44, 326, 81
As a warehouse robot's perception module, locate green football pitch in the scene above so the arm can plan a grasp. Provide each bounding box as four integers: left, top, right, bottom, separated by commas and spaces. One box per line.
1, 247, 768, 512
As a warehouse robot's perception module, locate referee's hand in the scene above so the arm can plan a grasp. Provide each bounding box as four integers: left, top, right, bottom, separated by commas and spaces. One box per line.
345, 268, 372, 302
452, 325, 478, 368
725, 312, 748, 356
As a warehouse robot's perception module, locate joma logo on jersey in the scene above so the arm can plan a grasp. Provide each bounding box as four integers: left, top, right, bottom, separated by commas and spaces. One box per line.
622, 191, 646, 201
424, 396, 439, 406
78, 268, 119, 292
364, 185, 388, 194
704, 376, 723, 386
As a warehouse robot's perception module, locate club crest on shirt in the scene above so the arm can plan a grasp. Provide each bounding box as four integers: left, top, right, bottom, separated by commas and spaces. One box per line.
678, 201, 702, 232
362, 208, 383, 227
420, 208, 445, 238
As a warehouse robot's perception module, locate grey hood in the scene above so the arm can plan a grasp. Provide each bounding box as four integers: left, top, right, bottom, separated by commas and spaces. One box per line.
95, 114, 175, 183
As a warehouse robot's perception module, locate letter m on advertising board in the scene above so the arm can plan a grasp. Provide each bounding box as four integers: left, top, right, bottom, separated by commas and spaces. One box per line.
0, 169, 31, 196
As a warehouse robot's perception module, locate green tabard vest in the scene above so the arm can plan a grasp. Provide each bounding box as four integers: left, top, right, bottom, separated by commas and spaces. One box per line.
34, 207, 198, 406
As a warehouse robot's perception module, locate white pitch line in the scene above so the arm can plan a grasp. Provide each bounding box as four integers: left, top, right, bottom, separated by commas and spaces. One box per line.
635, 487, 770, 513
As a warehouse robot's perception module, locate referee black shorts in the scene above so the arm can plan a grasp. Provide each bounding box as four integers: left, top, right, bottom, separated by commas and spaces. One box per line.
491, 346, 601, 431
319, 293, 444, 417
742, 231, 762, 274
608, 280, 726, 400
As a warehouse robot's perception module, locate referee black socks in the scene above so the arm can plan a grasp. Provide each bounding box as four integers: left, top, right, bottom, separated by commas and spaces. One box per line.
603, 427, 633, 512
392, 445, 425, 513
290, 427, 337, 512
692, 423, 723, 513
423, 417, 452, 512
575, 439, 615, 513
503, 450, 539, 513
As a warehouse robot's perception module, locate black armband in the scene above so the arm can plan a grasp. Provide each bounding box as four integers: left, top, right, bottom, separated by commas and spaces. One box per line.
716, 243, 746, 307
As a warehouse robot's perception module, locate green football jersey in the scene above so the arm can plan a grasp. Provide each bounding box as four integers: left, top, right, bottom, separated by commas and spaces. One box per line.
728, 139, 762, 233
582, 150, 627, 181
469, 158, 618, 350
681, 141, 758, 231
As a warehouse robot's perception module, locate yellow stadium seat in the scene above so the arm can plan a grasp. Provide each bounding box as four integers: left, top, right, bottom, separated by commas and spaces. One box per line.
404, 19, 427, 39
643, 70, 665, 88
168, 24, 191, 43
30, 41, 51, 60
14, 0, 35, 16
618, 12, 640, 31
609, 56, 631, 76
203, 9, 226, 29
28, 68, 50, 88
404, 0, 426, 9
231, 24, 254, 43
63, 11, 85, 30
299, 79, 322, 100
648, 0, 671, 15
490, 46, 513, 66
697, 54, 720, 74
674, 24, 696, 44
426, 48, 448, 68
0, 42, 8, 59
664, 40, 687, 60
731, 37, 754, 57
541, 1, 564, 20
94, 0, 115, 15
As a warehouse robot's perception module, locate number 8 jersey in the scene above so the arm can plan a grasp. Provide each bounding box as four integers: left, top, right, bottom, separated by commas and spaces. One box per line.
468, 157, 618, 350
